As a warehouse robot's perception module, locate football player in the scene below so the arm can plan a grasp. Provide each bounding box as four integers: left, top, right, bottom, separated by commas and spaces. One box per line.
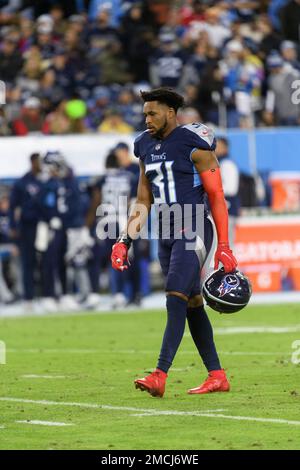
111, 87, 237, 397
9, 153, 43, 306
87, 152, 138, 308
37, 151, 92, 311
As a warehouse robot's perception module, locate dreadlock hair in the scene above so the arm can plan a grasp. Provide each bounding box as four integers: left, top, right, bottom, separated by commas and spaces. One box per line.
140, 87, 185, 114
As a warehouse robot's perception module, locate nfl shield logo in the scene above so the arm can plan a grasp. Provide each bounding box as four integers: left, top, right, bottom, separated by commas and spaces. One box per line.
155, 144, 161, 150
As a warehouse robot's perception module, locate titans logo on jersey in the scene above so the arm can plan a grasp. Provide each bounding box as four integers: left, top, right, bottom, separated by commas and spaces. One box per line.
134, 123, 216, 207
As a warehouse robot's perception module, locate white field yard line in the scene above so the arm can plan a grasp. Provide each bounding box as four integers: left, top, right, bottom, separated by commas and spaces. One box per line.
16, 420, 73, 427
1, 397, 300, 428
20, 375, 67, 379
108, 350, 290, 356
131, 412, 300, 426
0, 397, 223, 414
209, 326, 300, 335
7, 348, 291, 356
8, 348, 99, 354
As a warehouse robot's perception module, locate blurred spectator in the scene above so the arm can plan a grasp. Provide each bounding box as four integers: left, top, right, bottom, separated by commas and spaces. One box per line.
280, 40, 300, 72
85, 86, 111, 130
144, 0, 173, 29
280, 0, 300, 42
19, 18, 35, 53
88, 3, 119, 43
264, 53, 300, 126
0, 108, 12, 136
49, 47, 73, 96
12, 97, 50, 135
98, 108, 134, 133
149, 30, 188, 89
180, 39, 208, 89
180, 0, 206, 27
89, 0, 122, 26
268, 0, 289, 30
17, 46, 43, 96
98, 38, 132, 85
190, 7, 232, 49
0, 38, 23, 84
35, 20, 56, 59
220, 39, 264, 127
116, 87, 144, 130
120, 3, 155, 82
4, 85, 22, 122
257, 14, 281, 60
38, 68, 64, 111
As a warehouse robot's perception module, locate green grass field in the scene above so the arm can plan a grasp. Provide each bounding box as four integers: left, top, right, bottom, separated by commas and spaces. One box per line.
0, 303, 300, 450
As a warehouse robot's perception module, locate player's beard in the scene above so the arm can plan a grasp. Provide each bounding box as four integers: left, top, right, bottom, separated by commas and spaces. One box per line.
153, 118, 168, 140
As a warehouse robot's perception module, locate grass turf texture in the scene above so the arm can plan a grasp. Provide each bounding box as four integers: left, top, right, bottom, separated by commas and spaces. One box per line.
0, 304, 300, 450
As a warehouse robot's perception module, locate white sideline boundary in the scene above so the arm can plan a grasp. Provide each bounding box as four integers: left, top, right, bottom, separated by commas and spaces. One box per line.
0, 291, 300, 319
1, 397, 300, 427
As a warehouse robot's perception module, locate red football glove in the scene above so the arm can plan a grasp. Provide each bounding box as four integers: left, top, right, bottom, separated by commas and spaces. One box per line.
214, 242, 238, 273
111, 242, 129, 271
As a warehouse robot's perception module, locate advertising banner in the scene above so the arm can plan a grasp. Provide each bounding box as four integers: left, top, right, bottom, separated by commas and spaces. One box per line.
235, 216, 300, 292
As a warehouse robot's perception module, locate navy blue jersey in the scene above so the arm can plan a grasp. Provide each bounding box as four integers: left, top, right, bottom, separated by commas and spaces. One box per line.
37, 175, 84, 229
134, 123, 216, 205
9, 172, 44, 229
96, 169, 136, 239
134, 123, 216, 236
122, 163, 139, 197
0, 209, 10, 243
96, 169, 136, 214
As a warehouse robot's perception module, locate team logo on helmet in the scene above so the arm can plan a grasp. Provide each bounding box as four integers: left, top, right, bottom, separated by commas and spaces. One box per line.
217, 275, 240, 298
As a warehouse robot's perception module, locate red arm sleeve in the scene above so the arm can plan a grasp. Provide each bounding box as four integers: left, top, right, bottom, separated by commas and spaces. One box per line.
200, 167, 229, 245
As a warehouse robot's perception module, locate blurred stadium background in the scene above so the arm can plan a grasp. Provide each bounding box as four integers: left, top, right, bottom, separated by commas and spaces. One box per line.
0, 0, 300, 314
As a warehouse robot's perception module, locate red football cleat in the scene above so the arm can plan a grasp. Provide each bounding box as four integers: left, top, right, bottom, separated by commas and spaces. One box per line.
134, 369, 167, 398
188, 369, 230, 394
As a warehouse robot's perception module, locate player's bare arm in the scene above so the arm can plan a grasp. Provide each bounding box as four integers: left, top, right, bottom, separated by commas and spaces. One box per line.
192, 148, 238, 273
111, 161, 153, 271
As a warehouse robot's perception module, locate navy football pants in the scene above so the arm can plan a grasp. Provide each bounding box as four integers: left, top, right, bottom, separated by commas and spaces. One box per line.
158, 217, 214, 297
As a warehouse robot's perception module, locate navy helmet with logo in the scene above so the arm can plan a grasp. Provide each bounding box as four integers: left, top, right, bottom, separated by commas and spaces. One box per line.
202, 268, 252, 314
43, 150, 69, 178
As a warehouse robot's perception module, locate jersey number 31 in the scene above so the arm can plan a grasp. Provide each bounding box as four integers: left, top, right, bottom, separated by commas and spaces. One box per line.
145, 161, 177, 204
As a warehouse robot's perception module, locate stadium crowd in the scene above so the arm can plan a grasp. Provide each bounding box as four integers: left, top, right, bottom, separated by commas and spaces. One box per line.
0, 0, 300, 133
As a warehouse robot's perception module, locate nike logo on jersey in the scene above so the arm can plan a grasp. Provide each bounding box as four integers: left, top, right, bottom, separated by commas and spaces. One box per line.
221, 252, 232, 260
